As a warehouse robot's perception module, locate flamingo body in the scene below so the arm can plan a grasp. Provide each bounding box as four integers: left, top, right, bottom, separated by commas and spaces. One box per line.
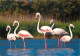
7, 33, 16, 41
40, 26, 52, 33
60, 35, 71, 42
52, 28, 68, 35
18, 30, 33, 39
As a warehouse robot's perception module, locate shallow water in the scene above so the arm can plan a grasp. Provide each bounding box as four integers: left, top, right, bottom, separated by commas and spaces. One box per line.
0, 39, 80, 56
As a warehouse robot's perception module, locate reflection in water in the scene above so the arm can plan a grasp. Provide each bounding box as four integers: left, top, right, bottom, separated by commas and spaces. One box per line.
6, 48, 77, 56
37, 48, 76, 56
7, 48, 33, 56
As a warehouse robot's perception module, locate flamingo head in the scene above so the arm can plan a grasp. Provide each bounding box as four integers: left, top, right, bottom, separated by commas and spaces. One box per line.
49, 19, 55, 24
6, 25, 10, 31
15, 34, 20, 38
70, 24, 74, 28
13, 21, 18, 26
35, 12, 40, 20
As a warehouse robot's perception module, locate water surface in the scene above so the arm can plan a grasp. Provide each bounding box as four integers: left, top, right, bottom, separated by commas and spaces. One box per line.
0, 39, 80, 56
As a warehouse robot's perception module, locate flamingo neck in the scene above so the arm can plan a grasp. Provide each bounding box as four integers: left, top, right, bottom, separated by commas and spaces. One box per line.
37, 14, 42, 34
69, 25, 73, 39
14, 21, 19, 35
8, 27, 11, 35
51, 23, 54, 29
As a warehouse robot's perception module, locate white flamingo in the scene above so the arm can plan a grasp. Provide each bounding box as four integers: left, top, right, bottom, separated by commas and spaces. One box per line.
13, 21, 33, 48
35, 12, 53, 49
60, 24, 74, 47
49, 19, 68, 47
6, 25, 16, 48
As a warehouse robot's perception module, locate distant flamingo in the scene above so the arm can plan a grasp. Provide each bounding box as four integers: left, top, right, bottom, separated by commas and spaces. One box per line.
35, 12, 53, 49
13, 21, 33, 48
49, 19, 68, 47
60, 24, 74, 47
6, 25, 16, 48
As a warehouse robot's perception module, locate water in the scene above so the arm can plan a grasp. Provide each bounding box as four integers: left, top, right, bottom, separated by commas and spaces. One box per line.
0, 39, 80, 56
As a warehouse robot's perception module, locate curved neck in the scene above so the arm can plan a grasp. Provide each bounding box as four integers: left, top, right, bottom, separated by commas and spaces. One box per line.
37, 14, 42, 34
69, 26, 73, 39
14, 22, 19, 35
8, 27, 11, 35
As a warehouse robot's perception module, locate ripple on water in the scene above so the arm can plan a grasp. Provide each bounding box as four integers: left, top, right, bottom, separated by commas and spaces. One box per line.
6, 48, 78, 56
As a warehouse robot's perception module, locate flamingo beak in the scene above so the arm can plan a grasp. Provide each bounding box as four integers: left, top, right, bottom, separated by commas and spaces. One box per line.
13, 22, 15, 26
13, 24, 14, 26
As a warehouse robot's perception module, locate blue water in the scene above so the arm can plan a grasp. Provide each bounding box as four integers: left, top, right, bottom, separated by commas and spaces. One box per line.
0, 39, 80, 56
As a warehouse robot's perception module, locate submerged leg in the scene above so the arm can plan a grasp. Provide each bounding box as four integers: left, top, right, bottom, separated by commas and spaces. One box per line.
14, 41, 16, 48
64, 42, 66, 48
58, 35, 60, 48
59, 35, 63, 48
58, 37, 59, 48
23, 39, 26, 48
60, 41, 63, 47
44, 34, 47, 49
10, 41, 11, 48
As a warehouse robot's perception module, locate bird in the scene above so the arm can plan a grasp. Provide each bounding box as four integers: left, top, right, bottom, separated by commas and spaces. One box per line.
60, 24, 74, 47
13, 21, 33, 48
6, 25, 16, 48
35, 12, 53, 49
49, 19, 68, 48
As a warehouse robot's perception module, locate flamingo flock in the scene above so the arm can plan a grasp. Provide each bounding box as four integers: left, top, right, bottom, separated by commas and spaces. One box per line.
6, 12, 74, 49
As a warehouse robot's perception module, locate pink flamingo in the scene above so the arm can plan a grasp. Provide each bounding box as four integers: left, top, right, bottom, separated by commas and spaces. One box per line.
49, 19, 68, 47
13, 21, 33, 48
6, 25, 16, 48
35, 12, 53, 49
60, 24, 74, 47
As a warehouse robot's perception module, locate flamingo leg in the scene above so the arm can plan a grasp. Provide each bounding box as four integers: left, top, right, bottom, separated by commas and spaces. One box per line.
23, 39, 26, 48
60, 39, 62, 48
44, 33, 47, 49
10, 41, 11, 48
14, 41, 16, 48
58, 35, 63, 48
58, 37, 59, 48
58, 35, 60, 48
64, 42, 66, 48
59, 35, 62, 47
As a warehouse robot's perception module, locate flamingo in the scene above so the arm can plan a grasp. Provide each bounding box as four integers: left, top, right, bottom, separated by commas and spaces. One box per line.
35, 12, 53, 49
60, 24, 74, 47
13, 21, 33, 48
49, 19, 68, 47
6, 25, 16, 48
